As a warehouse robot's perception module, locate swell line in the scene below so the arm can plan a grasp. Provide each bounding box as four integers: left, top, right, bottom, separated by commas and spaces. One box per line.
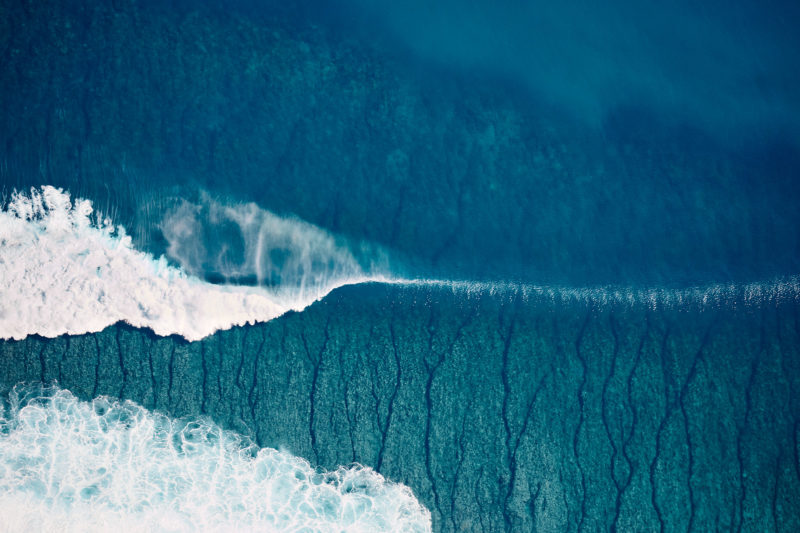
2, 186, 797, 343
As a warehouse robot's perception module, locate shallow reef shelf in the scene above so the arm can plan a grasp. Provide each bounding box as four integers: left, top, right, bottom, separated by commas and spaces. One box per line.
1, 283, 798, 531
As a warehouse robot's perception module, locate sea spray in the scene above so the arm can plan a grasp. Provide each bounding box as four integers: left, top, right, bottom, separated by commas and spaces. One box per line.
159, 192, 375, 299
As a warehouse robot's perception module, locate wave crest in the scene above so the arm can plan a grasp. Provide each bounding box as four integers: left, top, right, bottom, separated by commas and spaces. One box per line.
0, 186, 373, 341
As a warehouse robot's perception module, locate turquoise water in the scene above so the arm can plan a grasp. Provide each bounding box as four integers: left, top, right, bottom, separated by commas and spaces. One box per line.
1, 0, 799, 530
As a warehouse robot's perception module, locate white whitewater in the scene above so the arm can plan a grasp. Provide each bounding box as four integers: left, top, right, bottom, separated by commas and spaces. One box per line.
0, 384, 431, 532
0, 186, 376, 341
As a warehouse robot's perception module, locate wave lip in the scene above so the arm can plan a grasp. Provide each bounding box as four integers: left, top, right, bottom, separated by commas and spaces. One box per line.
0, 383, 431, 532
0, 186, 374, 341
392, 276, 800, 308
159, 192, 378, 301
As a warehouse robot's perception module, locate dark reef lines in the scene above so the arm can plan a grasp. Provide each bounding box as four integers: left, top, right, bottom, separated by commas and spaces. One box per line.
1, 284, 799, 532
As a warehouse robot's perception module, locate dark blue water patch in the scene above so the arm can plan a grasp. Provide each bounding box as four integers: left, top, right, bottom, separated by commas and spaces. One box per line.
2, 0, 799, 287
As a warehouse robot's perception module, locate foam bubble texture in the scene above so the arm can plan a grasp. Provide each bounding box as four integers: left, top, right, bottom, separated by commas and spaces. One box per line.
0, 384, 431, 532
0, 187, 372, 341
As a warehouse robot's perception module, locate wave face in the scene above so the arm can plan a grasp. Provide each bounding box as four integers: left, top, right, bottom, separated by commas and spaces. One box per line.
0, 187, 373, 341
0, 384, 431, 532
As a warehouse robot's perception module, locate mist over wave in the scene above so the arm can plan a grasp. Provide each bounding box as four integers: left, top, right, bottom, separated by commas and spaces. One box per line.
159, 193, 386, 300
0, 383, 430, 532
0, 186, 377, 341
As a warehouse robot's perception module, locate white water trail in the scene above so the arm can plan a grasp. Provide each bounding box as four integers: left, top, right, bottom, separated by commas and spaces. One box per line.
0, 384, 431, 532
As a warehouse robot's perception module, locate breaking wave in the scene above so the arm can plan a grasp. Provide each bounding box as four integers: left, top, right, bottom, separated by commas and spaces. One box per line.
0, 384, 431, 532
2, 186, 797, 343
0, 186, 378, 341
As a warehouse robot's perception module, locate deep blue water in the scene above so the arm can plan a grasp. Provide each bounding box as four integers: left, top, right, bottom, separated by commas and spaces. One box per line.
2, 0, 800, 285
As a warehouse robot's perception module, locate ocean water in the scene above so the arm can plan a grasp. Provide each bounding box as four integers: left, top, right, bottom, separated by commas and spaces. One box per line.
1, 0, 799, 531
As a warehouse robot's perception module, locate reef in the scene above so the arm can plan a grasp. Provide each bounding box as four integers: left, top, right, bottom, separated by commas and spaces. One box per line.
2, 283, 798, 531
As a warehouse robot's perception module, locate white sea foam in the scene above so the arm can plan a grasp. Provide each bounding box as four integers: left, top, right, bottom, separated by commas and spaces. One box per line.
0, 187, 376, 341
0, 384, 431, 532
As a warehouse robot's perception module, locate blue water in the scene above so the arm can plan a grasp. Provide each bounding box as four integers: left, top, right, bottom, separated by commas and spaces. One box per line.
1, 0, 799, 531
3, 0, 800, 286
